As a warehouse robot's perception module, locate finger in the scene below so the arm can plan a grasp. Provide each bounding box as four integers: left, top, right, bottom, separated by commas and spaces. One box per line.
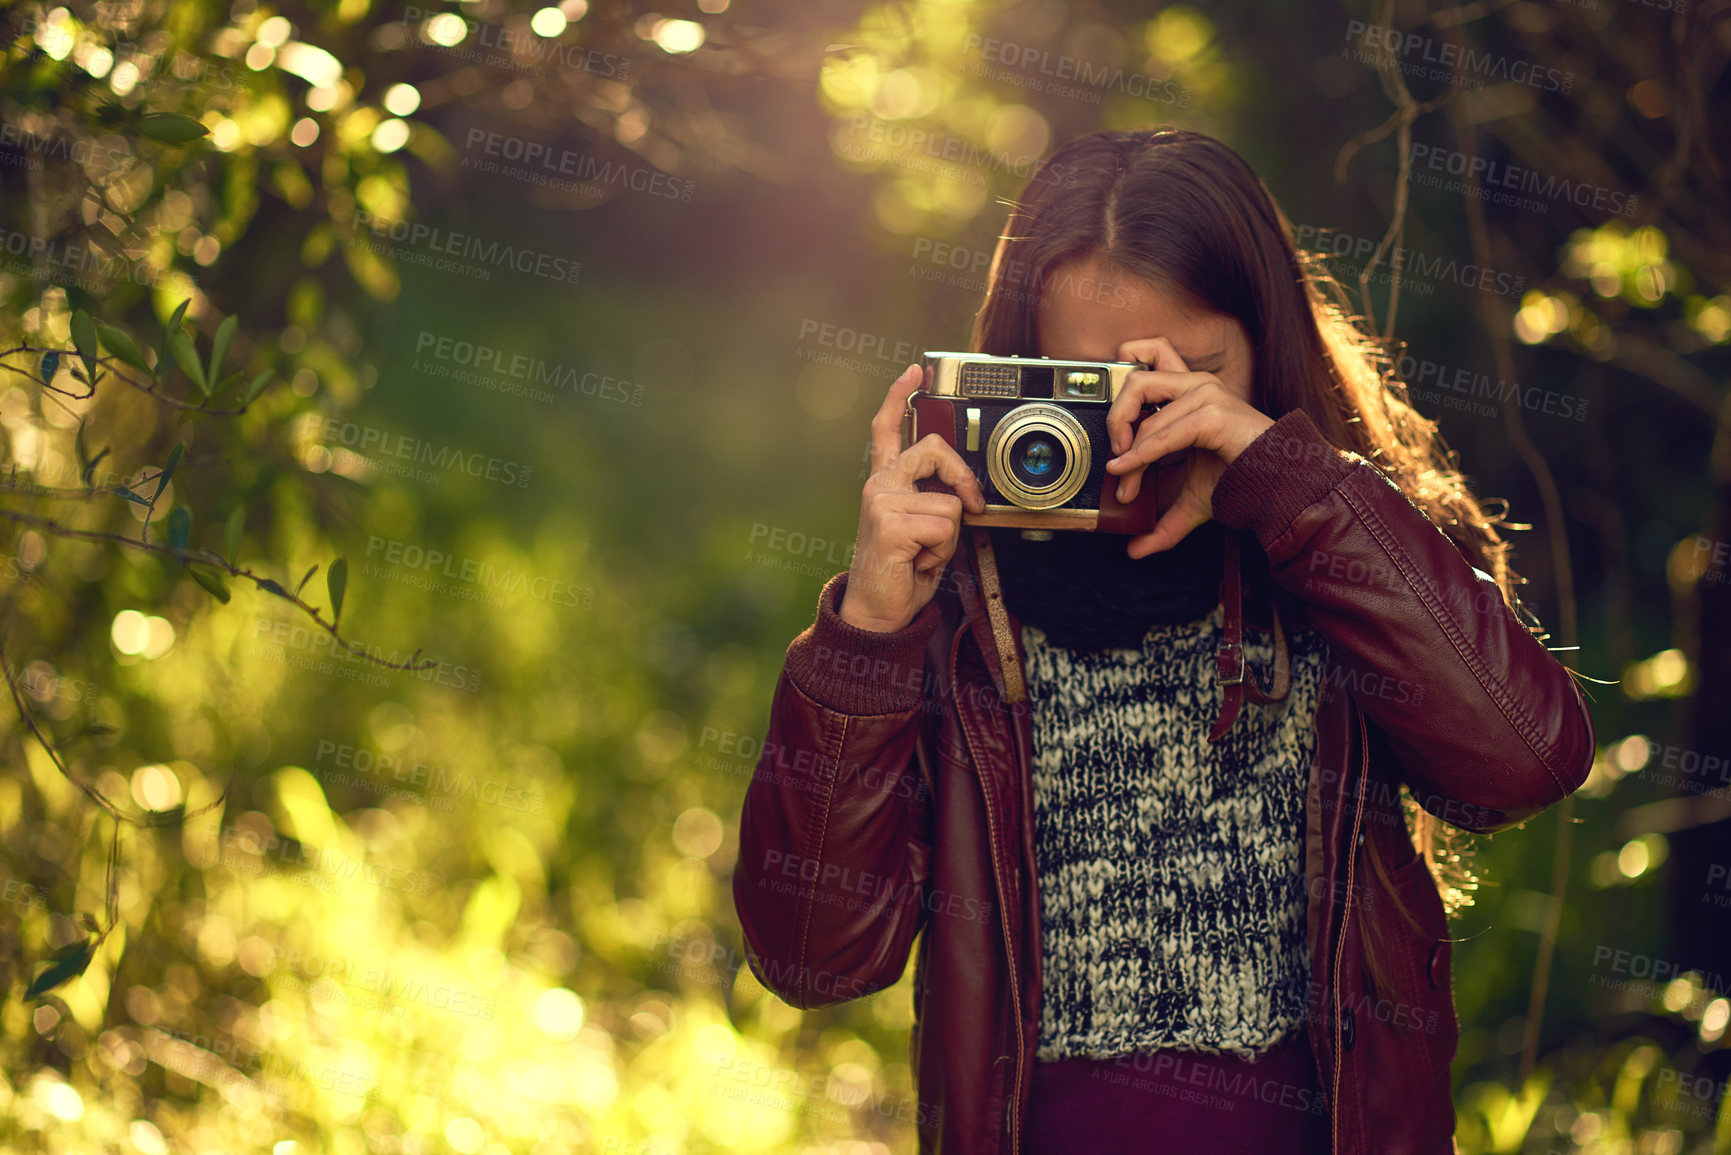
887, 434, 986, 512
851, 510, 960, 595
1115, 336, 1191, 374
1105, 369, 1213, 457
867, 490, 966, 523
915, 521, 964, 562
1108, 337, 1191, 456
897, 510, 965, 554
1105, 406, 1219, 507
912, 551, 953, 593
858, 512, 962, 569
1106, 389, 1212, 502
1126, 497, 1211, 559
869, 363, 925, 473
912, 528, 963, 576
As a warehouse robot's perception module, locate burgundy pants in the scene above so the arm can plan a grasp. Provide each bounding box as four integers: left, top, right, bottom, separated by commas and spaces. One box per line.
1023, 1030, 1331, 1155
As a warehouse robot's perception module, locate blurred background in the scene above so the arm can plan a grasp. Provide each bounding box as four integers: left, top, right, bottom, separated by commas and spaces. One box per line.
0, 0, 1727, 1151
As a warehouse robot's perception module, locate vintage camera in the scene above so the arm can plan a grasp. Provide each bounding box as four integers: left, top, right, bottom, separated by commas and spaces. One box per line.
900, 351, 1187, 535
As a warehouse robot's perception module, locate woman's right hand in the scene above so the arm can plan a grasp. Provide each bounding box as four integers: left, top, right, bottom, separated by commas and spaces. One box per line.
838, 363, 987, 634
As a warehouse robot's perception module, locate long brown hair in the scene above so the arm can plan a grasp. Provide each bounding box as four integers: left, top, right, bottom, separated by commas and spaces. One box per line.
970, 126, 1497, 950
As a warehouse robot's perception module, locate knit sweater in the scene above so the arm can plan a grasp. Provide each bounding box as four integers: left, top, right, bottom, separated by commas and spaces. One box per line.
1021, 605, 1330, 1062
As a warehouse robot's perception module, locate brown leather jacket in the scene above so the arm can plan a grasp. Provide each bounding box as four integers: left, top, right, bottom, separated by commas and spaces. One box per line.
732, 411, 1596, 1154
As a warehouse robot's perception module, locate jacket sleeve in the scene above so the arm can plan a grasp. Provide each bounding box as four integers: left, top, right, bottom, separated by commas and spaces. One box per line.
1211, 410, 1596, 834
731, 571, 941, 1008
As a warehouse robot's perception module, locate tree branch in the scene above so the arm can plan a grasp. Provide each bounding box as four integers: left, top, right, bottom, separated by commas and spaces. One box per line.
0, 508, 433, 672
0, 344, 258, 416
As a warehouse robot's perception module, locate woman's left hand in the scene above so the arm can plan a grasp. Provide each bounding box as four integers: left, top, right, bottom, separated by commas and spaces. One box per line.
1105, 337, 1275, 559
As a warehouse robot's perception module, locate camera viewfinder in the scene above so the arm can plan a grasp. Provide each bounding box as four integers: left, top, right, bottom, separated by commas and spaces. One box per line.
1061, 370, 1105, 399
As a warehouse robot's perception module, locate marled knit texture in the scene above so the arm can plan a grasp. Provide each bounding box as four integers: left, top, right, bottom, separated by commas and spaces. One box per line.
1024, 606, 1329, 1061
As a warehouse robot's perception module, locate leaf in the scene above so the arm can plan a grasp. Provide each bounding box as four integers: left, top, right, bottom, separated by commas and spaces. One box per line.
327, 557, 348, 624
113, 486, 151, 506
167, 506, 192, 551
71, 309, 98, 379
211, 371, 243, 397
208, 315, 237, 388
157, 301, 187, 386
244, 369, 272, 405
135, 113, 210, 144
27, 937, 95, 998
95, 322, 152, 375
225, 506, 244, 561
159, 298, 190, 371
105, 826, 120, 928
296, 563, 319, 596
82, 447, 110, 488
170, 331, 207, 395
38, 350, 60, 383
257, 578, 287, 599
188, 566, 231, 603
154, 443, 184, 500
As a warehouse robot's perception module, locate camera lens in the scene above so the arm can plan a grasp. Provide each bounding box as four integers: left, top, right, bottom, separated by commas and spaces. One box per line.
986, 403, 1088, 510
1011, 433, 1064, 486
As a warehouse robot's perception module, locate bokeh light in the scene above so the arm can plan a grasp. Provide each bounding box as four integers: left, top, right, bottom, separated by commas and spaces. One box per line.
653, 19, 706, 54
383, 83, 422, 117
530, 8, 567, 37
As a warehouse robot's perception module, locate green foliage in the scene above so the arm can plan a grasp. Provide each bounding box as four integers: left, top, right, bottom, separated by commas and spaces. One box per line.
166, 507, 191, 552
70, 309, 98, 380
157, 298, 189, 377
208, 315, 237, 390
186, 565, 230, 603
153, 444, 183, 502
328, 557, 348, 625
25, 937, 96, 999
225, 505, 245, 561
133, 112, 208, 144
94, 322, 151, 375
0, 1, 1724, 1154
168, 330, 206, 395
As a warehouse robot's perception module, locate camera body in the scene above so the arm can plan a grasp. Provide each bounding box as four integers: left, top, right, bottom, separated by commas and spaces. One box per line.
900, 351, 1186, 534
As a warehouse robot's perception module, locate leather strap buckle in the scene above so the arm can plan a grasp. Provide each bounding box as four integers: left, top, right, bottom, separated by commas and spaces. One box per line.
1216, 642, 1245, 687
1208, 530, 1290, 744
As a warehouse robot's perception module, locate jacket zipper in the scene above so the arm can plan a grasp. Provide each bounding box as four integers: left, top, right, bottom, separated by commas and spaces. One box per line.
956, 663, 1025, 1155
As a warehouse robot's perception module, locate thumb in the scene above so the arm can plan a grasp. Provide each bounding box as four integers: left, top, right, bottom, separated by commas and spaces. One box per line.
1125, 500, 1210, 560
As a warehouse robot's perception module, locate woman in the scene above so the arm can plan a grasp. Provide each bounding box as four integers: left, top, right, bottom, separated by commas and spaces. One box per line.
732, 127, 1595, 1155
